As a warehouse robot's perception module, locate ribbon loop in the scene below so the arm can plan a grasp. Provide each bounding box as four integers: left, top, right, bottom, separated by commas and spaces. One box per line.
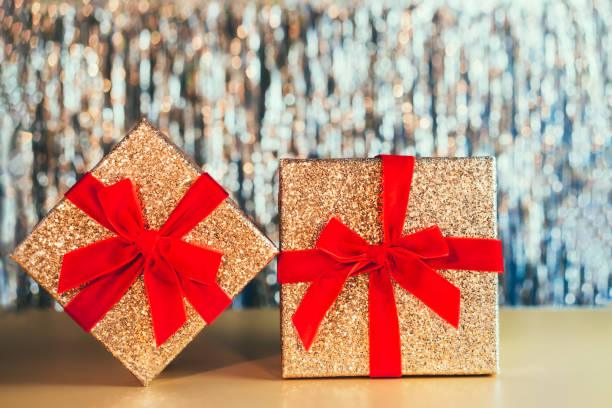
316, 217, 370, 263
159, 174, 228, 238
96, 178, 145, 241
58, 236, 139, 294
60, 172, 232, 346
391, 226, 448, 259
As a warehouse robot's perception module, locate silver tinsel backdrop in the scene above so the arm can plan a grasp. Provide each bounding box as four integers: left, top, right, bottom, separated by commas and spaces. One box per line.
0, 0, 610, 309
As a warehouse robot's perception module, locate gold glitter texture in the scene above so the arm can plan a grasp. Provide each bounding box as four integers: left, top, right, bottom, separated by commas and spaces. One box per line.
279, 157, 499, 378
11, 119, 278, 385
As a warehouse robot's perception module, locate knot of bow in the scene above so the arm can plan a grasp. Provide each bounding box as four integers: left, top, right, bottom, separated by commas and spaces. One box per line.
317, 217, 451, 283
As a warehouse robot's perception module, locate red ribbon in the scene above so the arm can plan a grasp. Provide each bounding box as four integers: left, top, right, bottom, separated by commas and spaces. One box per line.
278, 155, 504, 377
58, 172, 232, 346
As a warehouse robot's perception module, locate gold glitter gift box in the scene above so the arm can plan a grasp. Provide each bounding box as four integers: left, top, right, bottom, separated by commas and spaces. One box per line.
279, 157, 501, 378
11, 119, 277, 385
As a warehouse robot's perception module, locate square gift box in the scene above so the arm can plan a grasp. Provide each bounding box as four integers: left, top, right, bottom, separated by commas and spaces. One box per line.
278, 156, 504, 378
11, 119, 277, 385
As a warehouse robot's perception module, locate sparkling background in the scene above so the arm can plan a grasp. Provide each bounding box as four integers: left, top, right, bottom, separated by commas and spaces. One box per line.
0, 0, 610, 309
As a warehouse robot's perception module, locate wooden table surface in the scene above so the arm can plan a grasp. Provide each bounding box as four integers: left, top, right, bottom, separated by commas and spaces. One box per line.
0, 308, 610, 407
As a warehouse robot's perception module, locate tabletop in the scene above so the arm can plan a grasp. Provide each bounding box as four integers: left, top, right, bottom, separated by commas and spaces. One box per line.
0, 308, 610, 407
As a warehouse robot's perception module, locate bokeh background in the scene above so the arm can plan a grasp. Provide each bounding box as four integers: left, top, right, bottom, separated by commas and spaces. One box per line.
0, 0, 610, 310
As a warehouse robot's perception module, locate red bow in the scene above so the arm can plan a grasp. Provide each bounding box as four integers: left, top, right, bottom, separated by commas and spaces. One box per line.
278, 155, 504, 377
58, 172, 232, 346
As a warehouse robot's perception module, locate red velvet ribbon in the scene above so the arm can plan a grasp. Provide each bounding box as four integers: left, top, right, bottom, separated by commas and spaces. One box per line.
277, 155, 504, 377
58, 172, 232, 346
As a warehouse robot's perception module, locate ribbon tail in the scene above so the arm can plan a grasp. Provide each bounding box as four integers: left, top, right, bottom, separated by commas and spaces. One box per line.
391, 254, 461, 328
64, 257, 144, 332
368, 269, 402, 377
181, 279, 231, 324
159, 238, 231, 324
292, 270, 353, 351
144, 258, 187, 347
160, 238, 224, 284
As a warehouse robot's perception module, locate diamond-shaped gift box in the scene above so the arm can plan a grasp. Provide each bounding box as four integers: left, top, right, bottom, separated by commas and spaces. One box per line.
278, 156, 504, 378
11, 119, 277, 385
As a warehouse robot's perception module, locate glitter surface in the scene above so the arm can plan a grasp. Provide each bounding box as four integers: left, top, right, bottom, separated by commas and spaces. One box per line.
11, 119, 278, 385
279, 157, 498, 377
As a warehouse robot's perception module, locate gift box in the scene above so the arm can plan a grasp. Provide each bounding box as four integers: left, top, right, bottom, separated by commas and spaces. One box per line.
11, 119, 277, 385
278, 156, 504, 378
